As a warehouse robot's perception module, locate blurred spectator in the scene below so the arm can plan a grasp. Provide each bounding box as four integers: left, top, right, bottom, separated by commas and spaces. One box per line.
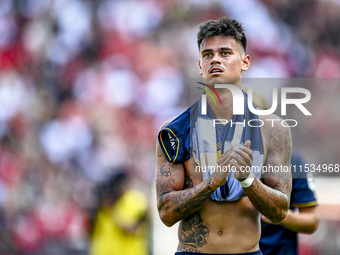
90, 171, 149, 255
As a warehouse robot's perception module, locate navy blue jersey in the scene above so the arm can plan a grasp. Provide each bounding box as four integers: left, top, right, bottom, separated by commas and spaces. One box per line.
259, 151, 318, 255
158, 92, 265, 202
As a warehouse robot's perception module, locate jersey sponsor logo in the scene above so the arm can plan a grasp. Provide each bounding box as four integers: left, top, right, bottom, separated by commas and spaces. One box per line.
168, 132, 176, 150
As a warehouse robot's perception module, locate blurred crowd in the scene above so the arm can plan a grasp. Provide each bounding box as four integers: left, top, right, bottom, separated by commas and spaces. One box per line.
0, 0, 340, 254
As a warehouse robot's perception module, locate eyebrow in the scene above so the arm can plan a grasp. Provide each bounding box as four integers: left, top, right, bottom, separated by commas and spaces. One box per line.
201, 47, 234, 55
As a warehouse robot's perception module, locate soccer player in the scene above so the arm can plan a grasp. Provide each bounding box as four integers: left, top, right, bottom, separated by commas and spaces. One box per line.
155, 17, 292, 255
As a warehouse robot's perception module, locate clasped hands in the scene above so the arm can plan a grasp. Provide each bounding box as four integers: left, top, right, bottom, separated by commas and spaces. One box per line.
214, 140, 254, 187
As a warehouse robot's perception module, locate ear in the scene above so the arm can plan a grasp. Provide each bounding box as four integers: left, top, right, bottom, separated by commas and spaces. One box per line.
241, 55, 251, 71
198, 60, 203, 75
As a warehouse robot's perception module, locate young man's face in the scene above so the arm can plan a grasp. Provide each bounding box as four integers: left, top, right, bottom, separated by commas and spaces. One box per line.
198, 35, 250, 87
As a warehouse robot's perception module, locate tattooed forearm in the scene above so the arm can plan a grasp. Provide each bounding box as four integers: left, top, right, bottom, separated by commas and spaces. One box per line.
171, 178, 215, 222
244, 122, 292, 224
244, 178, 290, 224
157, 171, 216, 227
155, 134, 217, 228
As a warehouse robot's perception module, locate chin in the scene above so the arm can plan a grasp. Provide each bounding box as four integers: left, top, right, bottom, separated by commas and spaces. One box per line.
204, 77, 239, 86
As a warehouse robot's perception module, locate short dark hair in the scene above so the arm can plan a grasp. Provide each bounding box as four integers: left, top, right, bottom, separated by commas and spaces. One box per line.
98, 170, 127, 199
197, 17, 247, 54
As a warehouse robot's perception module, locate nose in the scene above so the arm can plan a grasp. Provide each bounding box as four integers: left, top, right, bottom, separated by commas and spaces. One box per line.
210, 53, 221, 66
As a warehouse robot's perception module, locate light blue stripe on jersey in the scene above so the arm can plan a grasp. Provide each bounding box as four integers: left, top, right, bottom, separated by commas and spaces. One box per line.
192, 91, 264, 202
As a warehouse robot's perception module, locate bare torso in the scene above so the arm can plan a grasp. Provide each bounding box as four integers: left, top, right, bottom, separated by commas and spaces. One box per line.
177, 117, 271, 253
176, 167, 261, 253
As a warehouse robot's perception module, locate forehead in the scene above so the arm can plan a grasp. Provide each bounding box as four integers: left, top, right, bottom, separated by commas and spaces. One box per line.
200, 35, 240, 52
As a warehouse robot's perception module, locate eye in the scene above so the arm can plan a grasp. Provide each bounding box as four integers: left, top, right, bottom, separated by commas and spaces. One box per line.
203, 52, 212, 58
222, 51, 230, 56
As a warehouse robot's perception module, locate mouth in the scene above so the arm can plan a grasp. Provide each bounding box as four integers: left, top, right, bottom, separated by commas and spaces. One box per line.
209, 67, 224, 75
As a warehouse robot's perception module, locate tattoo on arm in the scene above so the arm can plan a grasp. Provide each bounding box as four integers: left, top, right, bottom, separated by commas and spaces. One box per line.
160, 165, 171, 177
156, 165, 216, 226
264, 125, 292, 192
266, 125, 292, 167
184, 175, 194, 189
244, 124, 292, 224
155, 132, 212, 251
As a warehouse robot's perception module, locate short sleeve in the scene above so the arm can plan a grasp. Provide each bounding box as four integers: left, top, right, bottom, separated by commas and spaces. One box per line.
291, 151, 318, 208
158, 110, 191, 163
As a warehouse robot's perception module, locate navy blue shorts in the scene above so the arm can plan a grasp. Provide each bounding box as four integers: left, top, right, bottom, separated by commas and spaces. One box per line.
175, 250, 263, 255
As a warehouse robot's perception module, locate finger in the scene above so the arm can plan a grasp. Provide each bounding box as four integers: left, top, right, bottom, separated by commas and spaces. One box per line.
230, 155, 252, 171
223, 145, 235, 155
231, 157, 251, 175
231, 153, 247, 166
235, 146, 253, 161
233, 148, 253, 166
230, 159, 240, 169
230, 158, 249, 171
218, 153, 233, 167
244, 140, 251, 149
230, 160, 249, 180
218, 152, 230, 163
219, 145, 236, 161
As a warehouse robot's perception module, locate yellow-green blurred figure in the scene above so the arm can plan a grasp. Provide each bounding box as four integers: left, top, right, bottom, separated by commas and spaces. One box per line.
90, 172, 149, 255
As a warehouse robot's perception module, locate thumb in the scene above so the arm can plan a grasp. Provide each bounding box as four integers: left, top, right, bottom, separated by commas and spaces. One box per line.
244, 140, 251, 148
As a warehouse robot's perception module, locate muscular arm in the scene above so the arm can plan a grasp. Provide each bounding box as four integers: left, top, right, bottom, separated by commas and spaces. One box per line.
276, 207, 319, 233
155, 117, 235, 227
250, 121, 292, 224
262, 206, 319, 233
232, 119, 292, 224
155, 140, 217, 227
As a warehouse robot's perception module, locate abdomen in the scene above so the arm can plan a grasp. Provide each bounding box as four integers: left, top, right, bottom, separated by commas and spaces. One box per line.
177, 197, 261, 254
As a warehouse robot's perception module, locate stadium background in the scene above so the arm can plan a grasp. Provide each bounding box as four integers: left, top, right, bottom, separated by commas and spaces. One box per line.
0, 0, 340, 254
